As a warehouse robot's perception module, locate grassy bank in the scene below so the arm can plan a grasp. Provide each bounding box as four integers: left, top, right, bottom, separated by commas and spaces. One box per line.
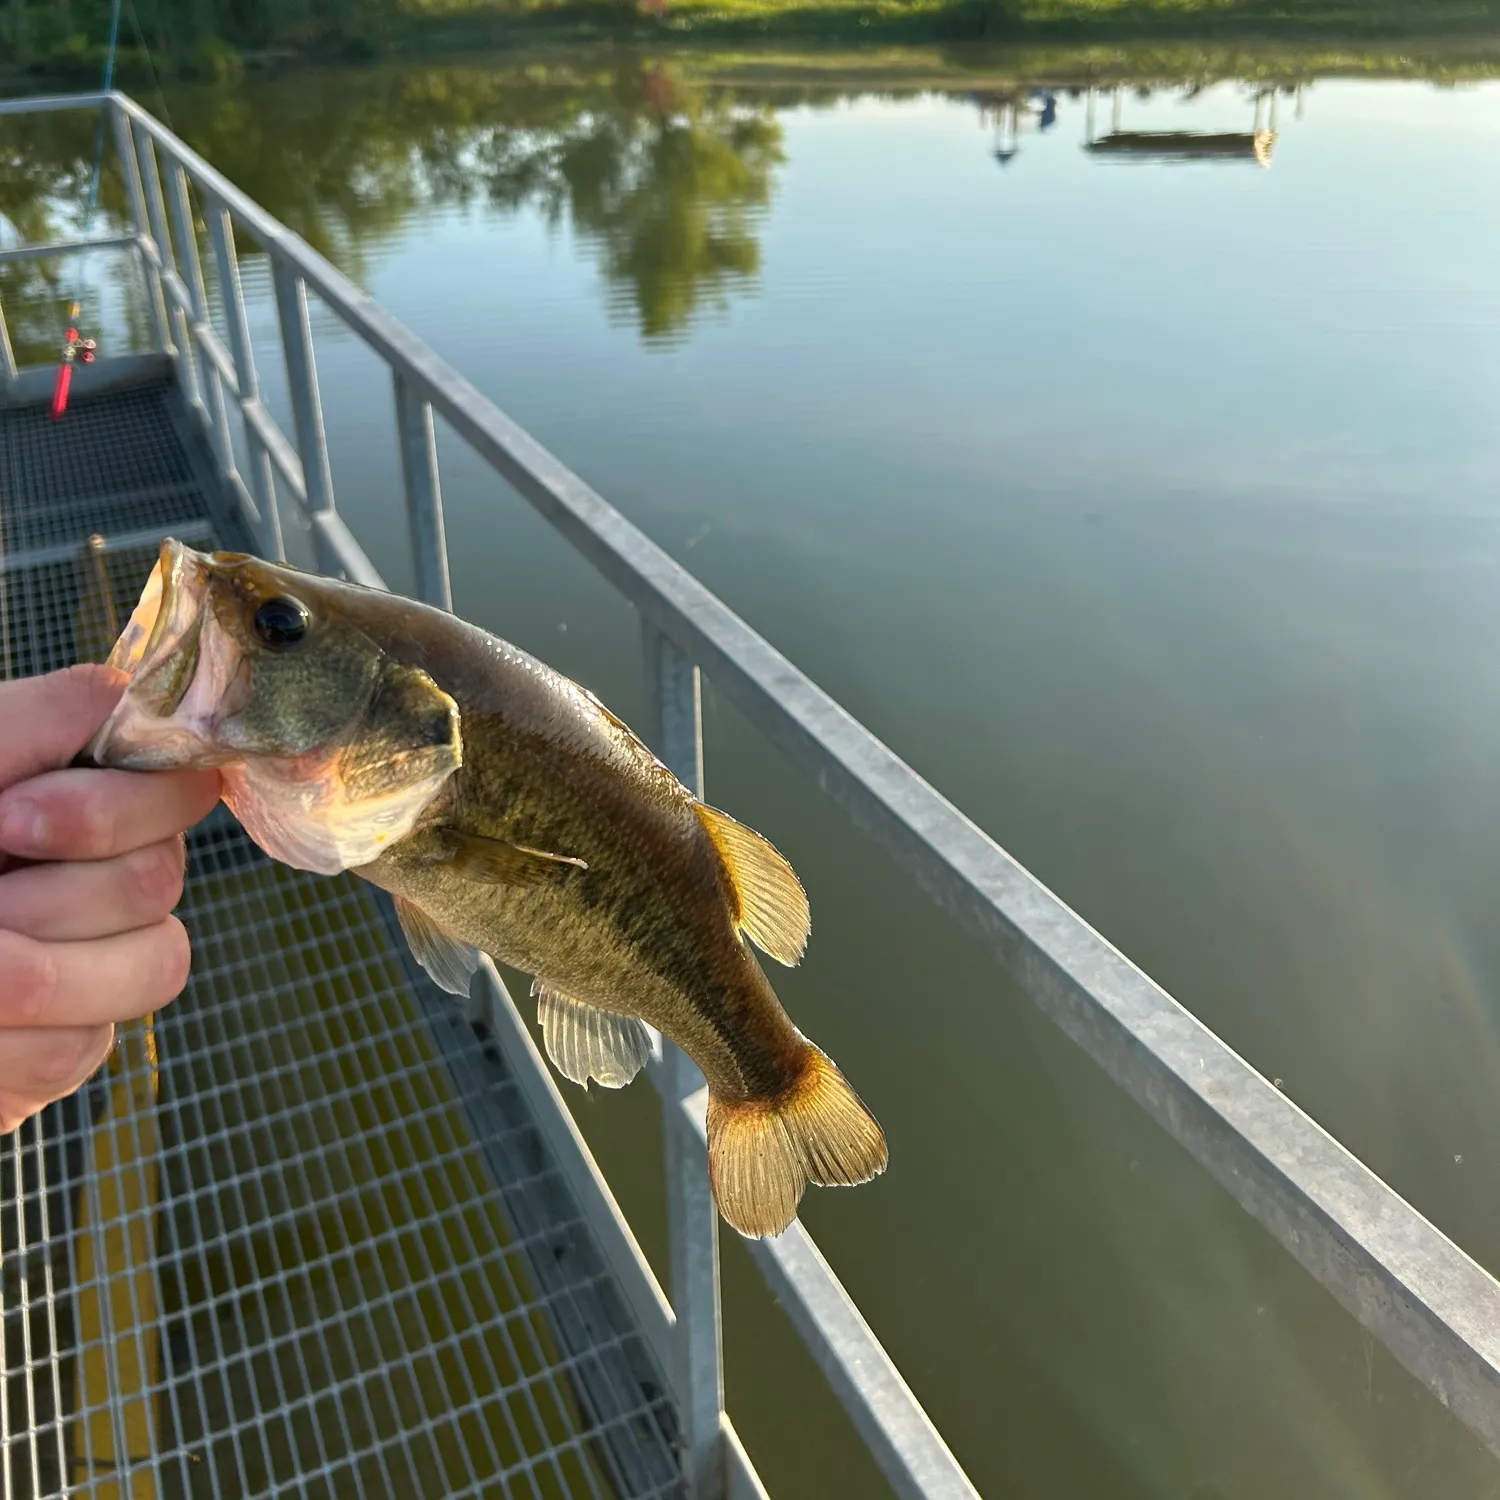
5, 0, 1500, 84
390, 0, 1500, 49
676, 34, 1500, 84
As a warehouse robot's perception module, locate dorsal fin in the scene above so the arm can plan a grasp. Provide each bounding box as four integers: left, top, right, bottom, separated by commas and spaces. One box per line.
692, 803, 810, 966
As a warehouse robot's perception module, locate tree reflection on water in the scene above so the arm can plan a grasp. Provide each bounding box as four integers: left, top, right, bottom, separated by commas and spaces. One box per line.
0, 60, 787, 353
478, 64, 784, 342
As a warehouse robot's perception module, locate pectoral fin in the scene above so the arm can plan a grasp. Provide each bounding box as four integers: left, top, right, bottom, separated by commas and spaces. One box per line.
445, 831, 588, 887
693, 803, 811, 965
394, 895, 483, 997
532, 980, 651, 1090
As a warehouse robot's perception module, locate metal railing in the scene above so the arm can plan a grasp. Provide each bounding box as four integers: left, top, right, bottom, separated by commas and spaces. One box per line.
4, 88, 1500, 1497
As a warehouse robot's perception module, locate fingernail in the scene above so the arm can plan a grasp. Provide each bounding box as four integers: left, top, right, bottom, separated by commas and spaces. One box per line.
0, 799, 45, 852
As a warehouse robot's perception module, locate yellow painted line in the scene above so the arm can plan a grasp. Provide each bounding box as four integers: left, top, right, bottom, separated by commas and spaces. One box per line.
68, 1016, 162, 1500
62, 535, 160, 1493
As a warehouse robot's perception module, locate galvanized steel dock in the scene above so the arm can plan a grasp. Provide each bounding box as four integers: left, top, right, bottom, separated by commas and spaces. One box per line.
1, 370, 691, 1500
2, 89, 1500, 1500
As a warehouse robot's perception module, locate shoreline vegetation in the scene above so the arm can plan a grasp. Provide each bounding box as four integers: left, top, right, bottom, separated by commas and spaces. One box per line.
2, 0, 1500, 87
0, 37, 1493, 354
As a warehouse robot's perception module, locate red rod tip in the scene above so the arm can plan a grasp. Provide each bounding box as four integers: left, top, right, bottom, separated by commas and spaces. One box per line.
50, 363, 73, 421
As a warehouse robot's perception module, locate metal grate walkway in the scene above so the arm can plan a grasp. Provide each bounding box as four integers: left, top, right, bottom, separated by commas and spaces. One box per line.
0, 373, 682, 1500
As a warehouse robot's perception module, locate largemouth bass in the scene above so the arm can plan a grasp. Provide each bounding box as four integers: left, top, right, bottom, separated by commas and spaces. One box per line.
87, 539, 887, 1237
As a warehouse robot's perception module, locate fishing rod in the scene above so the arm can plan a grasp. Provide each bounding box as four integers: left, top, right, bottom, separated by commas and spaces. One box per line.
51, 0, 124, 421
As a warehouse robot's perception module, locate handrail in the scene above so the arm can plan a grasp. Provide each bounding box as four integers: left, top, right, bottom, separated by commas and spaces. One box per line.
0, 231, 135, 265
99, 98, 983, 1499
4, 88, 1500, 1495
0, 88, 980, 1500
111, 91, 1500, 1460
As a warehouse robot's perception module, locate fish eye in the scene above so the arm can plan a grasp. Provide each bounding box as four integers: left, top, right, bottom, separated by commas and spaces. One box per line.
252, 596, 310, 651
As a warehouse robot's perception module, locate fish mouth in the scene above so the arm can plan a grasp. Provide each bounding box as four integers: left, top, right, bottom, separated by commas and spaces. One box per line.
104, 536, 202, 678
86, 538, 229, 768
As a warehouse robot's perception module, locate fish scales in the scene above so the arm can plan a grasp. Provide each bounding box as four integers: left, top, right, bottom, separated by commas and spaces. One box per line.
338, 592, 809, 1103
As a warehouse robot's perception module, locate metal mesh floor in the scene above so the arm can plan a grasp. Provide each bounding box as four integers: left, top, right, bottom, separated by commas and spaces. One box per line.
2, 385, 201, 556
0, 374, 682, 1500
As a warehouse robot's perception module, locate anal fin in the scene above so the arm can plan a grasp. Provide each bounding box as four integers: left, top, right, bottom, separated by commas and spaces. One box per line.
532, 980, 650, 1090
394, 895, 483, 997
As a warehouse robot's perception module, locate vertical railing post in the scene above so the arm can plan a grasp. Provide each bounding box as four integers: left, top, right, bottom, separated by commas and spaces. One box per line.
641, 621, 724, 1500
204, 199, 281, 559
132, 126, 201, 415
0, 296, 16, 385
272, 256, 337, 571
170, 180, 239, 509
393, 372, 450, 610
109, 104, 171, 356
188, 205, 240, 493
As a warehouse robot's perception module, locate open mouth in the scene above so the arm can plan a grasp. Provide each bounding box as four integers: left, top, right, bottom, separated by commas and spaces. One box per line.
105, 536, 199, 678
86, 538, 221, 768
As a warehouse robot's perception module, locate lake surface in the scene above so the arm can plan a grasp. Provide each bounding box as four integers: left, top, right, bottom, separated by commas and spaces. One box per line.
8, 45, 1500, 1498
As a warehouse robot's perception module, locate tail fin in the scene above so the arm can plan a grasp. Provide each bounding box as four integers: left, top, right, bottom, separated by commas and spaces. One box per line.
706, 1048, 888, 1239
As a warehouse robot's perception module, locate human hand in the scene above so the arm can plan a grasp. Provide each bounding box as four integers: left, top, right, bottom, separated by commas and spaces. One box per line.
0, 664, 221, 1135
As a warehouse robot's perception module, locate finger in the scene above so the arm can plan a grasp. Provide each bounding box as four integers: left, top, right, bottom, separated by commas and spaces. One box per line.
0, 838, 185, 941
0, 1026, 115, 1133
0, 767, 220, 862
0, 665, 126, 791
0, 919, 190, 1029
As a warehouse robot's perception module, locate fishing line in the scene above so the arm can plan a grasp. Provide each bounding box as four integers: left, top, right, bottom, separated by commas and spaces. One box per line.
123, 0, 176, 134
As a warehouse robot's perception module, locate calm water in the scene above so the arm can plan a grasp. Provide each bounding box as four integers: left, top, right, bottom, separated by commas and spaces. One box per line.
8, 48, 1500, 1497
